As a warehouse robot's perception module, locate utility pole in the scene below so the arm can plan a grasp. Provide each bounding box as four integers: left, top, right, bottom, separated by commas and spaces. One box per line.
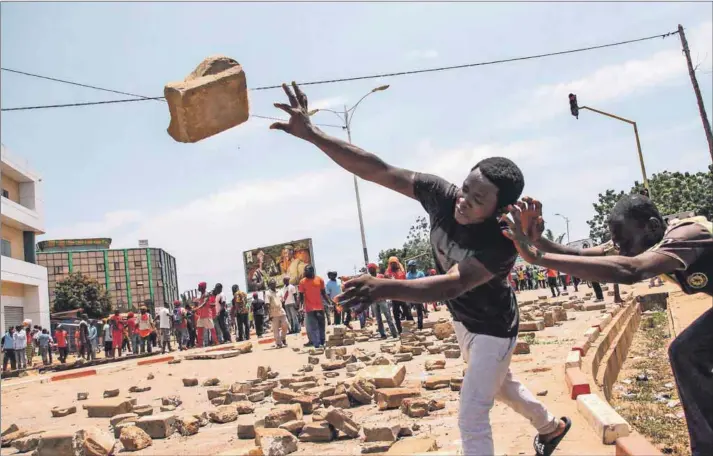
678, 24, 713, 163
344, 105, 370, 267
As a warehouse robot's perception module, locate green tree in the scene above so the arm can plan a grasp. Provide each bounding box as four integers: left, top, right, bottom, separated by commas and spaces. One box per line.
53, 272, 112, 318
544, 229, 566, 244
587, 165, 713, 245
377, 216, 435, 271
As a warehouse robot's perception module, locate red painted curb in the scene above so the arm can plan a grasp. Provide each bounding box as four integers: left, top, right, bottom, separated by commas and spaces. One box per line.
616, 435, 663, 456
565, 367, 591, 399
51, 369, 97, 382
258, 337, 276, 345
137, 355, 174, 366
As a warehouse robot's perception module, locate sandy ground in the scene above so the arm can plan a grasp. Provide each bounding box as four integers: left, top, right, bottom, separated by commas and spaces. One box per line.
1, 286, 622, 456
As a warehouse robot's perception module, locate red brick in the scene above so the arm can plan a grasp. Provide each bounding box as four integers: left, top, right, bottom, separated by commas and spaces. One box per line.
565, 368, 591, 399
616, 434, 662, 456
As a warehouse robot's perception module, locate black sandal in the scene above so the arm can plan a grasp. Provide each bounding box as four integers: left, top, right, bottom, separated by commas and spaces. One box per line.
534, 416, 572, 456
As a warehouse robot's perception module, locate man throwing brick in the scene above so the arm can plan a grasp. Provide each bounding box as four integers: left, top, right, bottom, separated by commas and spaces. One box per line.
270, 82, 570, 456
503, 195, 713, 456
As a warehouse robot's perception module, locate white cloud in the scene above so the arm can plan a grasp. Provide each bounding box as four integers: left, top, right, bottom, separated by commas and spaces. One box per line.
407, 49, 439, 60
57, 136, 558, 293
310, 96, 349, 111
47, 210, 141, 240
510, 21, 712, 126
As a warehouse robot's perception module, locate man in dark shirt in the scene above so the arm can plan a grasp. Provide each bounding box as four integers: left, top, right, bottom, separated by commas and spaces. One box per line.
270, 82, 569, 456
504, 194, 712, 456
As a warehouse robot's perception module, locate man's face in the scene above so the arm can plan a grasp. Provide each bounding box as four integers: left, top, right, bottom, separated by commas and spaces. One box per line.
390, 263, 398, 272
408, 265, 416, 273
282, 277, 290, 286
609, 216, 663, 257
305, 266, 315, 279
368, 267, 377, 276
455, 168, 499, 225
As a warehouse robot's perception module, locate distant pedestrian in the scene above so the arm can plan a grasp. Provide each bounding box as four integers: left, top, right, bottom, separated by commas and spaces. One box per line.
137, 307, 154, 353
157, 305, 173, 354
546, 268, 560, 298
88, 320, 98, 358
173, 301, 188, 350
126, 312, 139, 355
266, 279, 289, 348
37, 329, 52, 366
109, 310, 124, 357
14, 325, 28, 369
185, 303, 197, 348
2, 327, 16, 371
406, 260, 426, 330
252, 293, 265, 337
102, 320, 113, 358
79, 314, 94, 360
299, 265, 329, 348
282, 277, 300, 334
231, 285, 250, 341
55, 325, 69, 363
367, 263, 398, 339
212, 284, 231, 344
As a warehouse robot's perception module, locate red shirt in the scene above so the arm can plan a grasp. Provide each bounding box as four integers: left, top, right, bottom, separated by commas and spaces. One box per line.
299, 276, 326, 312
209, 295, 217, 318
55, 330, 67, 347
195, 296, 212, 319
385, 270, 406, 280
109, 315, 124, 332
126, 317, 137, 334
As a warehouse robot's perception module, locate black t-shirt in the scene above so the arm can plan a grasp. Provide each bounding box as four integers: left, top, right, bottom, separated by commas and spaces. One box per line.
413, 173, 519, 338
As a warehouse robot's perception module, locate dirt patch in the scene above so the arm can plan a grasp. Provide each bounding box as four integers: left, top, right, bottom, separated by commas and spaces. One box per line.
609, 310, 690, 456
524, 367, 551, 374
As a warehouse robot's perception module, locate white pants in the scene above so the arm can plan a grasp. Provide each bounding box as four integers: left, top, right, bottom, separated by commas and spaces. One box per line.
455, 321, 558, 456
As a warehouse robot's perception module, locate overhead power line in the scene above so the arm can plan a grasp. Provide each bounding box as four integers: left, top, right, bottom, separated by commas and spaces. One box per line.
2, 29, 678, 112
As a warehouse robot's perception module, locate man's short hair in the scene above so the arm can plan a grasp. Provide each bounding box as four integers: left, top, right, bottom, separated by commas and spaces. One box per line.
609, 194, 664, 226
472, 157, 525, 209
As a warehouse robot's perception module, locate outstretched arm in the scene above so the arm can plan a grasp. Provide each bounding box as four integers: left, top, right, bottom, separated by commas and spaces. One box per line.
502, 203, 681, 284
339, 257, 494, 306
511, 197, 607, 256
270, 82, 416, 199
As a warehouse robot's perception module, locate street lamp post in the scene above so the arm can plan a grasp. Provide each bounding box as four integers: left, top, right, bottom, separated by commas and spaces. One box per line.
554, 213, 570, 244
314, 85, 390, 267
568, 94, 651, 197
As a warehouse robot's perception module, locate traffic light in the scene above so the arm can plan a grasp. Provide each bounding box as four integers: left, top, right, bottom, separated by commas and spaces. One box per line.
568, 93, 579, 119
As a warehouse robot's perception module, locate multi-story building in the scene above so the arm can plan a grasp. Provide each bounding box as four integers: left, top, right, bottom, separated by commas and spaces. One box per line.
1, 144, 50, 330
37, 239, 179, 312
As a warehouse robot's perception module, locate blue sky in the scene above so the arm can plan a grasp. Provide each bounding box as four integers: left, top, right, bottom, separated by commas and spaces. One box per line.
2, 2, 712, 291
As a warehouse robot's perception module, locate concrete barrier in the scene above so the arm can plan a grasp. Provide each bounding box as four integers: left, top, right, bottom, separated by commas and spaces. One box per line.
565, 368, 591, 399
577, 393, 630, 444
597, 303, 642, 401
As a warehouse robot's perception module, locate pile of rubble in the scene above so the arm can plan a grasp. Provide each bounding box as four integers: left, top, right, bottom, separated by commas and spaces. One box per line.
3, 318, 469, 455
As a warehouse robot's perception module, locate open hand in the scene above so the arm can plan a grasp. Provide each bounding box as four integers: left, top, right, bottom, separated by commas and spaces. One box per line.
517, 197, 545, 243
269, 82, 316, 140
334, 274, 382, 315
501, 204, 545, 265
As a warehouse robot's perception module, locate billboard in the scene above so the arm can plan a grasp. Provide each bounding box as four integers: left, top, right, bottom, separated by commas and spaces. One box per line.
243, 238, 315, 292
567, 238, 595, 250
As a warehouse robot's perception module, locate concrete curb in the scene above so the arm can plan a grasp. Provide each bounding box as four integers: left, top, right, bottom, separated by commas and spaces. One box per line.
570, 292, 663, 454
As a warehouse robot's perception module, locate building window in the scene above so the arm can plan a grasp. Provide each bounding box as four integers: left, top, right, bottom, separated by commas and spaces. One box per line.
97, 263, 105, 272
114, 262, 121, 270
134, 261, 141, 267
1, 189, 8, 198
1, 239, 11, 257
53, 266, 63, 274
116, 283, 122, 290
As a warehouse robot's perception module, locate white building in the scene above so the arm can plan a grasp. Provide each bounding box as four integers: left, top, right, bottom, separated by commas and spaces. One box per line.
1, 144, 49, 330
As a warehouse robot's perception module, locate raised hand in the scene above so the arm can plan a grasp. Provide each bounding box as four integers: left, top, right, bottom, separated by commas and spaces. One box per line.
501, 204, 544, 265
269, 82, 316, 140
517, 197, 545, 243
